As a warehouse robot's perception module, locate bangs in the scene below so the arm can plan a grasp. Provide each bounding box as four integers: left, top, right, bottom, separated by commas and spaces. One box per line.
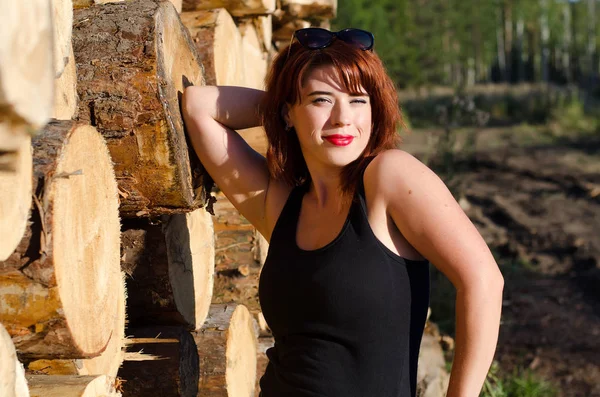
291, 43, 374, 104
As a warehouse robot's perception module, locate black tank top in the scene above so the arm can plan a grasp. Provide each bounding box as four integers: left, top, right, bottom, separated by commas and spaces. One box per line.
258, 179, 430, 397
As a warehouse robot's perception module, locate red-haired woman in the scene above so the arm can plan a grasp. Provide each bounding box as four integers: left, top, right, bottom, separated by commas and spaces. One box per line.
182, 28, 503, 397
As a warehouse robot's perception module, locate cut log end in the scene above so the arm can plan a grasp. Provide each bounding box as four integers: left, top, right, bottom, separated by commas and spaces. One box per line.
163, 208, 215, 329
194, 303, 257, 397
1, 121, 121, 359
0, 324, 29, 397
0, 135, 32, 261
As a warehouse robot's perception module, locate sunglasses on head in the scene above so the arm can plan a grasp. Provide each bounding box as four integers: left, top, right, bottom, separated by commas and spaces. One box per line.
286, 28, 375, 60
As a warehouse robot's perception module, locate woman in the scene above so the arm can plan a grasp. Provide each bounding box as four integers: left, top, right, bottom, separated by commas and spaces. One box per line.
182, 27, 504, 397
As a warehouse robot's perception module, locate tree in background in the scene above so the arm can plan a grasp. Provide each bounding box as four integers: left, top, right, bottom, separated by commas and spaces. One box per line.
332, 0, 600, 92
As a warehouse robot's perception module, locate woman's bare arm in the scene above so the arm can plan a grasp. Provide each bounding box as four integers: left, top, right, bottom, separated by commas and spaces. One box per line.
182, 85, 271, 235
366, 149, 504, 397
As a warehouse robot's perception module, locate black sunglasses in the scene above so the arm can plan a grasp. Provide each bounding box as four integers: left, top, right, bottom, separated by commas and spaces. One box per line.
286, 28, 375, 60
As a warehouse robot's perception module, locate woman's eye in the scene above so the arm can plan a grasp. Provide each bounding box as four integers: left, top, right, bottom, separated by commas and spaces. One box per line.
351, 99, 367, 104
313, 98, 330, 103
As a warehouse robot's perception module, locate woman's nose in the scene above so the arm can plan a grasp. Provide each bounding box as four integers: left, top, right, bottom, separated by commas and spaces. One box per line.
330, 102, 352, 127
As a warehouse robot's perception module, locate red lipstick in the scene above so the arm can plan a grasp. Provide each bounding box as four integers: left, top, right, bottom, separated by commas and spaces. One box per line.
323, 134, 354, 146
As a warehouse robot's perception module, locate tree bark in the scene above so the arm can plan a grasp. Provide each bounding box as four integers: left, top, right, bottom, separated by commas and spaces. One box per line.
0, 120, 122, 359
182, 0, 275, 16
73, 0, 207, 217
26, 375, 120, 397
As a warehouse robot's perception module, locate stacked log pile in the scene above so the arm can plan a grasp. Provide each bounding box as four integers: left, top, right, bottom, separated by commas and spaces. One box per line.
1, 0, 335, 395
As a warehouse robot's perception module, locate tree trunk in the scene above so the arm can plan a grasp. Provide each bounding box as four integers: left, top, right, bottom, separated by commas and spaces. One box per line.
26, 375, 120, 397
119, 326, 199, 397
586, 0, 596, 79
562, 2, 572, 83
121, 208, 215, 330
496, 6, 507, 82
193, 303, 258, 397
0, 324, 29, 397
182, 0, 275, 16
516, 15, 525, 83
0, 120, 122, 359
0, 136, 32, 261
181, 9, 246, 86
72, 0, 207, 217
540, 0, 550, 82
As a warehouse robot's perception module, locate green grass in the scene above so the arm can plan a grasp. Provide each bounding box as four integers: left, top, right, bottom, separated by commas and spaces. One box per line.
481, 362, 558, 397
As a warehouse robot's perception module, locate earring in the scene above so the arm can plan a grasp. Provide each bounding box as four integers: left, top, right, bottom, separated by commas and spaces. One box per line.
285, 124, 293, 131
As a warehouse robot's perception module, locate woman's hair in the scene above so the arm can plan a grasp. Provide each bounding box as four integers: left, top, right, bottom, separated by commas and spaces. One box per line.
260, 38, 404, 200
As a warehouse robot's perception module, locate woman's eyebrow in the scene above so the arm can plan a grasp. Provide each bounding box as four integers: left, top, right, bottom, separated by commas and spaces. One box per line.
307, 91, 333, 96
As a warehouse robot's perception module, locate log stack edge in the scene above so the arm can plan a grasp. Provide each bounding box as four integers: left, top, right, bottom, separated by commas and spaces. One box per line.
0, 0, 336, 395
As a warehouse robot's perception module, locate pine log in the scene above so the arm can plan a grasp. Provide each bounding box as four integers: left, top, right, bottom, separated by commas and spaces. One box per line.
121, 208, 214, 329
52, 0, 73, 77
0, 120, 121, 359
73, 0, 206, 217
0, 324, 29, 397
254, 336, 274, 397
0, 0, 54, 146
280, 0, 336, 20
0, 136, 32, 261
74, 0, 182, 12
238, 127, 268, 156
239, 22, 268, 90
181, 9, 245, 86
193, 303, 257, 397
119, 326, 199, 396
26, 375, 120, 397
182, 0, 275, 17
52, 45, 78, 120
272, 19, 310, 42
26, 272, 127, 378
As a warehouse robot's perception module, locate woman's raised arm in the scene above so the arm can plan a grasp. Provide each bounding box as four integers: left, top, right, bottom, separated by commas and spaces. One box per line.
182, 85, 271, 235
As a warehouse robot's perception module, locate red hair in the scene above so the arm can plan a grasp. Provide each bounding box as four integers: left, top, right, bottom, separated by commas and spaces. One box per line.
260, 39, 403, 200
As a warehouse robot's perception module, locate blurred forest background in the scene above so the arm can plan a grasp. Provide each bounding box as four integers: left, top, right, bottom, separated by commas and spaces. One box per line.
331, 1, 600, 396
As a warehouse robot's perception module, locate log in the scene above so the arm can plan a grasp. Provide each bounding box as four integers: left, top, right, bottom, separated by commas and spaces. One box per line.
0, 324, 29, 397
27, 271, 127, 378
121, 208, 214, 329
254, 336, 274, 397
280, 0, 336, 20
73, 0, 207, 217
238, 127, 267, 156
26, 375, 120, 397
52, 44, 78, 120
73, 0, 182, 12
119, 326, 199, 396
181, 9, 245, 86
182, 0, 275, 17
0, 120, 121, 359
272, 19, 310, 42
0, 0, 54, 149
193, 303, 257, 397
239, 21, 268, 90
52, 0, 73, 77
0, 136, 32, 261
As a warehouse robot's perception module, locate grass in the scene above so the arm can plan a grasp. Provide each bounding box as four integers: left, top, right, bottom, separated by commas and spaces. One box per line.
481, 362, 558, 397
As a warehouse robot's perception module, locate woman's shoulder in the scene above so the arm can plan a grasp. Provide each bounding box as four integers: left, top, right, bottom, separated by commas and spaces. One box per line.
364, 149, 429, 184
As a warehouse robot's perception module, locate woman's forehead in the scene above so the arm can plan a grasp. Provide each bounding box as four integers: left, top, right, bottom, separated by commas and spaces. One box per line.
301, 64, 367, 95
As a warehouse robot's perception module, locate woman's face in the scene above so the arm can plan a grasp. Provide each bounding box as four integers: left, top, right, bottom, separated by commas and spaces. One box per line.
285, 64, 372, 170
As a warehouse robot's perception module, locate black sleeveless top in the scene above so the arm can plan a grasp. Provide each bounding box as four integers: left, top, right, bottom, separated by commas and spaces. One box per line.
258, 180, 430, 397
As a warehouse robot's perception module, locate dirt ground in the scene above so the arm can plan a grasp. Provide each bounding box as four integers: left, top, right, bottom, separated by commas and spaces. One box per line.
403, 127, 600, 397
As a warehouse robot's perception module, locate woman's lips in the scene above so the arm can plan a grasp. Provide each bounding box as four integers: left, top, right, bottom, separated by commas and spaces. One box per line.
323, 135, 354, 146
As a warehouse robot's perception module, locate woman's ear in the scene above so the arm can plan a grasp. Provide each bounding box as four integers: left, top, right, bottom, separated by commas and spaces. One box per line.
281, 104, 293, 129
